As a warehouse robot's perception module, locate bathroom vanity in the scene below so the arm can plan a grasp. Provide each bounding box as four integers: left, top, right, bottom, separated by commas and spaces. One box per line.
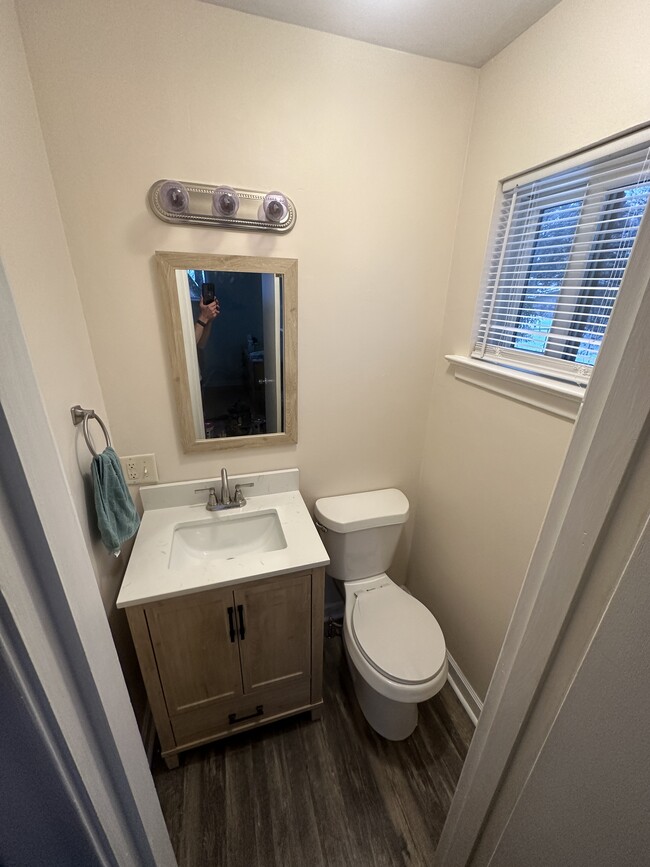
117, 470, 329, 769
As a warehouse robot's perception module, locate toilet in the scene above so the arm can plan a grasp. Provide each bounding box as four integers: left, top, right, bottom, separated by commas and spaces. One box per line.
314, 488, 447, 740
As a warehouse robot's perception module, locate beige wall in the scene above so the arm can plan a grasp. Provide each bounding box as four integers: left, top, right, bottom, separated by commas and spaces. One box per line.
0, 0, 143, 719
408, 0, 650, 698
15, 0, 649, 703
16, 0, 477, 582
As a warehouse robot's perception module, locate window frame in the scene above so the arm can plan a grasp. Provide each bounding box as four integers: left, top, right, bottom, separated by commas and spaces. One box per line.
471, 133, 650, 386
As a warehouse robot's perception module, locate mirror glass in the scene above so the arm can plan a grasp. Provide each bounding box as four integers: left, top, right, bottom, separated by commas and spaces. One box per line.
156, 253, 297, 451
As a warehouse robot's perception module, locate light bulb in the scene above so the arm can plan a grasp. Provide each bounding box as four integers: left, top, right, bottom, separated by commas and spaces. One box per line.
212, 186, 240, 218
159, 180, 190, 214
259, 191, 289, 223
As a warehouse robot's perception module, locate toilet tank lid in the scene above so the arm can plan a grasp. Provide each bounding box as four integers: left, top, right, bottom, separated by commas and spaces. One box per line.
314, 489, 409, 533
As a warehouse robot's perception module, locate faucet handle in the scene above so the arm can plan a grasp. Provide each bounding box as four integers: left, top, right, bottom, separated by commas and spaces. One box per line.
234, 482, 254, 505
195, 486, 218, 510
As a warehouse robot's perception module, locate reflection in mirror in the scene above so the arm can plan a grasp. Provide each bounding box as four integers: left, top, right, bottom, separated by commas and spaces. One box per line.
156, 253, 297, 452
181, 269, 282, 439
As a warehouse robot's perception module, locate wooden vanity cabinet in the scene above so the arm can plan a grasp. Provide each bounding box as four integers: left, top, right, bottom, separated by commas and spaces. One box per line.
126, 568, 325, 769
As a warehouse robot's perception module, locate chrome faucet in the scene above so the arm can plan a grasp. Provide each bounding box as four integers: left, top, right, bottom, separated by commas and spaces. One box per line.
195, 469, 254, 511
220, 467, 231, 505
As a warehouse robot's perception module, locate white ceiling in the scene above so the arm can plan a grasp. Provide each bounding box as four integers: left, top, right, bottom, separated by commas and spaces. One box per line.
201, 0, 563, 67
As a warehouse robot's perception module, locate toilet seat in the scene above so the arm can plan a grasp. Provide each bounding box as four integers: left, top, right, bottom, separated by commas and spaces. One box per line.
351, 583, 446, 685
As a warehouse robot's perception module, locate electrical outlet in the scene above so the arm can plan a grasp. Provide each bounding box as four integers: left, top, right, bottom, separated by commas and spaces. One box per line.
119, 453, 159, 485
125, 457, 138, 481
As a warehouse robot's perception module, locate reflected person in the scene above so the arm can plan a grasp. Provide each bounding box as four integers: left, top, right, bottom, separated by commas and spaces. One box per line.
195, 290, 220, 348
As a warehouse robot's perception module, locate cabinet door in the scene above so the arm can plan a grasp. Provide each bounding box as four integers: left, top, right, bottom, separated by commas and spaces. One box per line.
234, 572, 311, 694
146, 587, 242, 716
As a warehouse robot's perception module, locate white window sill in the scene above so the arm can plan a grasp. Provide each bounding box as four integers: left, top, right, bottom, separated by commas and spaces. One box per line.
445, 355, 585, 421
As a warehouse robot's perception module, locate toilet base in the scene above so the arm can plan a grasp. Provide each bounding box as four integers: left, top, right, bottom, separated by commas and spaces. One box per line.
344, 636, 418, 740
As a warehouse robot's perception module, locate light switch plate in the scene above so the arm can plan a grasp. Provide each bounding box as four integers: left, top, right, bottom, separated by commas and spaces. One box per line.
119, 453, 159, 485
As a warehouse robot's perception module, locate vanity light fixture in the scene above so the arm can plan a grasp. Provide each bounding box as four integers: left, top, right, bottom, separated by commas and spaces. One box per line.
148, 179, 296, 233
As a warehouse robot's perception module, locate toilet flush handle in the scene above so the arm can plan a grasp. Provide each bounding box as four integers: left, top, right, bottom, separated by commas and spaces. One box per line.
314, 519, 328, 533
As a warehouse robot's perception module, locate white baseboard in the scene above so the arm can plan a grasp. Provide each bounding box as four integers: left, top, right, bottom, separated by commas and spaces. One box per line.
446, 652, 483, 726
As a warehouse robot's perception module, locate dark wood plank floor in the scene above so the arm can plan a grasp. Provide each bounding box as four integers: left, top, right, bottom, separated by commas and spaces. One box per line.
153, 635, 473, 867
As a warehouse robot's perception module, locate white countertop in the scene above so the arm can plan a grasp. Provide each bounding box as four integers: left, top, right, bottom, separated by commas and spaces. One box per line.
116, 472, 330, 608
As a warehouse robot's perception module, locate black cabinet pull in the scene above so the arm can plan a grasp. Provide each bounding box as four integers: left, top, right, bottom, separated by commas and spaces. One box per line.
227, 606, 236, 643
237, 604, 246, 640
228, 705, 263, 725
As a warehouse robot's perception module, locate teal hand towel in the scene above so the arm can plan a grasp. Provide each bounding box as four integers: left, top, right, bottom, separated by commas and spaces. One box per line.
91, 447, 140, 556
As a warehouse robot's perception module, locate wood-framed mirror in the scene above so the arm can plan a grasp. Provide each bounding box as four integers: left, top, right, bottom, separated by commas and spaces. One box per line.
156, 252, 297, 451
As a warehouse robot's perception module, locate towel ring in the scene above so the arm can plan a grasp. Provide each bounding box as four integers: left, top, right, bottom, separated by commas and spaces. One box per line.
70, 405, 112, 458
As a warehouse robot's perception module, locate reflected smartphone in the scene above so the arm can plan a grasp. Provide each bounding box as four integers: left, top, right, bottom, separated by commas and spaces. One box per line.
201, 282, 216, 304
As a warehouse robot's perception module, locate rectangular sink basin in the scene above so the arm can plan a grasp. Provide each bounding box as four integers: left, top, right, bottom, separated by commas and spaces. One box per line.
169, 509, 287, 569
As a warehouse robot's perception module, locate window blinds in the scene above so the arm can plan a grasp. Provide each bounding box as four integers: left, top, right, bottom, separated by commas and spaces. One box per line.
472, 135, 650, 385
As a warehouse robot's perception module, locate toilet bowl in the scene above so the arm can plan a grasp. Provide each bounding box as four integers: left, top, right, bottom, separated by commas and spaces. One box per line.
314, 489, 447, 740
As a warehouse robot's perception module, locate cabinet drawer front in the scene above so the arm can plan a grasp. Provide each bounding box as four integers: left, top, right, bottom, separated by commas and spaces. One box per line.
171, 678, 312, 746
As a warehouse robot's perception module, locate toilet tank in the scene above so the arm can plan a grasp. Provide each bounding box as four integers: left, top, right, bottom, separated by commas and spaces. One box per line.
314, 489, 409, 581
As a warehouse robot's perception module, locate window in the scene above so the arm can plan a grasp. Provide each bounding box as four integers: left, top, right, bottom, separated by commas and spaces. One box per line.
473, 133, 650, 385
